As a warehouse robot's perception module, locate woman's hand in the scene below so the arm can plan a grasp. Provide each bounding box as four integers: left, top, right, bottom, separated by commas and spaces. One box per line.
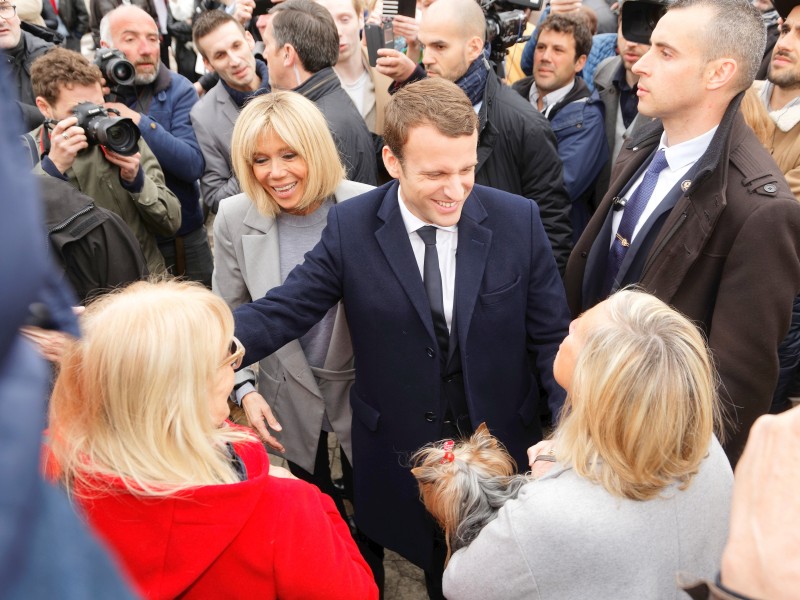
269, 464, 297, 479
242, 391, 286, 452
527, 439, 557, 478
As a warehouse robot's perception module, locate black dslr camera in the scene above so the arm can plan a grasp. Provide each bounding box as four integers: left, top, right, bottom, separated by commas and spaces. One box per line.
72, 102, 141, 156
94, 49, 136, 94
621, 0, 673, 45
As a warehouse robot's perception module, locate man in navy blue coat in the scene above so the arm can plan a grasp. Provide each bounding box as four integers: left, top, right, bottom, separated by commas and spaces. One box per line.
233, 78, 570, 595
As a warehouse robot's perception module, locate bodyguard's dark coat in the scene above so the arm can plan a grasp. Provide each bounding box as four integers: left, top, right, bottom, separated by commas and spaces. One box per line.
565, 95, 800, 464
234, 182, 570, 569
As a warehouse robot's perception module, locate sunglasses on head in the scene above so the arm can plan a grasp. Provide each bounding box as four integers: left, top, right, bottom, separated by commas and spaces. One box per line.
222, 336, 245, 370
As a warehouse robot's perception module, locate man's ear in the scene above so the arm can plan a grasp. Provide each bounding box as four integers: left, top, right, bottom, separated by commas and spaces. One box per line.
245, 30, 256, 51
706, 57, 738, 92
283, 43, 297, 67
35, 97, 52, 120
382, 145, 402, 179
466, 35, 484, 63
574, 53, 588, 74
202, 55, 215, 74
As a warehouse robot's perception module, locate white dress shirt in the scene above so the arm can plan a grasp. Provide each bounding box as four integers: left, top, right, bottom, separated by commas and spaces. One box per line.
398, 188, 458, 332
529, 80, 575, 118
610, 126, 718, 248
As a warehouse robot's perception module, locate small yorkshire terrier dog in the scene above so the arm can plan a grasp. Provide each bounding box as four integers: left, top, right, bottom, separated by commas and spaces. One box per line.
410, 424, 531, 561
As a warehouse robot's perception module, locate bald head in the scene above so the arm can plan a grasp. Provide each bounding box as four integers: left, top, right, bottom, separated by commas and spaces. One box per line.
424, 0, 486, 44
100, 4, 161, 85
419, 0, 486, 81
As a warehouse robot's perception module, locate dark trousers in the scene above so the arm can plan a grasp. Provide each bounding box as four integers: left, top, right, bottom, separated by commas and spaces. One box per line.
157, 226, 213, 288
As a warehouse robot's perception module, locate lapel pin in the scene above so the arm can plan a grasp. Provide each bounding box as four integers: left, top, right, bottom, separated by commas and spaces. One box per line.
681, 180, 692, 192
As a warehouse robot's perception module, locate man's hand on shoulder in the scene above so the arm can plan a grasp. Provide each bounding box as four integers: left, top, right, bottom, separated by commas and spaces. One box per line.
47, 116, 88, 175
104, 101, 142, 126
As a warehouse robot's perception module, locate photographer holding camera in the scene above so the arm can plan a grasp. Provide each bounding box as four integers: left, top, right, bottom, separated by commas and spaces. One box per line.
98, 4, 213, 287
28, 47, 181, 275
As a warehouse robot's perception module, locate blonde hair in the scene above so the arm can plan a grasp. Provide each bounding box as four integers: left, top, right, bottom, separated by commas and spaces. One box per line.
231, 91, 345, 218
48, 280, 256, 498
554, 290, 722, 500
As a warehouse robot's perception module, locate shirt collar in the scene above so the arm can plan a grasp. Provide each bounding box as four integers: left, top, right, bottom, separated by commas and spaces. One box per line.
397, 187, 458, 234
529, 80, 575, 116
612, 62, 636, 93
659, 126, 718, 172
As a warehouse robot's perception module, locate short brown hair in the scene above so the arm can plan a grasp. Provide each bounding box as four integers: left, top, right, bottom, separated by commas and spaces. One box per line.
192, 9, 246, 59
539, 13, 593, 60
31, 48, 102, 105
383, 78, 478, 163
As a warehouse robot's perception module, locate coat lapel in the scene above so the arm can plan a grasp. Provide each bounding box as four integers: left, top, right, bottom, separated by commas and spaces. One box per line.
216, 86, 240, 129
375, 182, 437, 344
454, 192, 491, 354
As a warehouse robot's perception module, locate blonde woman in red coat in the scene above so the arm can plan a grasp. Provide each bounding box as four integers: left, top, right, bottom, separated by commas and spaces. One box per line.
46, 280, 377, 600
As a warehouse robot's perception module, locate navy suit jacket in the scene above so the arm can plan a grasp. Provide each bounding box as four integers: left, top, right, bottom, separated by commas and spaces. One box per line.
234, 181, 570, 569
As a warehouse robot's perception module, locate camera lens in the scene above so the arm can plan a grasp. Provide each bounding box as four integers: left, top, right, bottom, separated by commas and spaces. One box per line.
92, 117, 141, 155
111, 60, 136, 86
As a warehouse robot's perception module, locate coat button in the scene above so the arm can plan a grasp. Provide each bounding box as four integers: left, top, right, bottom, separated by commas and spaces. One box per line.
424, 412, 437, 422
150, 122, 157, 129
426, 347, 435, 358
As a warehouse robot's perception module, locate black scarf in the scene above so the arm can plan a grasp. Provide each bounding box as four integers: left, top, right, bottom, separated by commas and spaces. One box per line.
454, 47, 490, 106
221, 59, 271, 108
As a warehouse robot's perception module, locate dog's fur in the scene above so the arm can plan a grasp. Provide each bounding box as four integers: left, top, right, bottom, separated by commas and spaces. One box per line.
410, 424, 531, 561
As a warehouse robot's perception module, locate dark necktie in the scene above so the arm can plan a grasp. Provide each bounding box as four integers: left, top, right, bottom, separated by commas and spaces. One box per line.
417, 225, 449, 357
603, 149, 670, 295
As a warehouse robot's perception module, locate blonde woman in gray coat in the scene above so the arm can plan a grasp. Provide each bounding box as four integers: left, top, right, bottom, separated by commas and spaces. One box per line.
213, 91, 373, 520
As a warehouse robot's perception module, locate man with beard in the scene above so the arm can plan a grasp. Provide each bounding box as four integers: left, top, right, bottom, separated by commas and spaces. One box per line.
593, 7, 651, 200
100, 5, 213, 287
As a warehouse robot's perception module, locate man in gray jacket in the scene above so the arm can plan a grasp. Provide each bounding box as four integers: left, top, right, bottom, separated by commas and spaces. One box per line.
261, 0, 377, 186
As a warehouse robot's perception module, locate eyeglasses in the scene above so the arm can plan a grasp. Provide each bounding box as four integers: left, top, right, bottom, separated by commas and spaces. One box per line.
221, 336, 245, 370
0, 5, 16, 19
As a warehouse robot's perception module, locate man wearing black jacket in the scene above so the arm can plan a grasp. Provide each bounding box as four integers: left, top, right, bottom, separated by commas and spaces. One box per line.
376, 0, 572, 273
1, 1, 54, 129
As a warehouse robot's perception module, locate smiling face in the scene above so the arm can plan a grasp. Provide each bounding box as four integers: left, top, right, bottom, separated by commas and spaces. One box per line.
252, 129, 310, 214
106, 8, 161, 84
631, 6, 710, 125
769, 6, 800, 91
316, 0, 363, 67
534, 28, 586, 95
0, 1, 21, 50
383, 124, 477, 227
198, 21, 259, 92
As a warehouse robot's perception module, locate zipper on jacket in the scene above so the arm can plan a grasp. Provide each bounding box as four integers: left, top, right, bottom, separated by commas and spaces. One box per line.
641, 210, 688, 279
48, 204, 94, 235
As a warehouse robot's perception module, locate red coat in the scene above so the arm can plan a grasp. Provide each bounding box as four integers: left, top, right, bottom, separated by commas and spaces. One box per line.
74, 436, 377, 600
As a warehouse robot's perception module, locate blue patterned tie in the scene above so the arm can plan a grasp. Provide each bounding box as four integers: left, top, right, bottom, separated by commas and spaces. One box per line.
603, 149, 670, 295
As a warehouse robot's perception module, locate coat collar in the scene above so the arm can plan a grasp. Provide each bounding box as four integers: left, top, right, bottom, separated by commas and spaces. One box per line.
293, 67, 340, 103
375, 181, 492, 349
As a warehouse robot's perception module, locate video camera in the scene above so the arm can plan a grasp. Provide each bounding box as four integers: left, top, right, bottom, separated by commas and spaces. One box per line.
482, 0, 542, 65
620, 0, 673, 45
71, 102, 141, 156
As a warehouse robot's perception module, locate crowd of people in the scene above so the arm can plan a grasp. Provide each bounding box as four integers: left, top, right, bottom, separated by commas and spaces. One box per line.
2, 0, 800, 598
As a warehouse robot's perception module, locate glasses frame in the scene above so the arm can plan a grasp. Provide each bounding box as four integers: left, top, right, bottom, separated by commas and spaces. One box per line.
0, 4, 17, 19
221, 336, 245, 370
